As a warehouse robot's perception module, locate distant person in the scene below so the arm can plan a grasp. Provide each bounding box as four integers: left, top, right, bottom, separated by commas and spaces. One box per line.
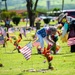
68, 20, 75, 52
57, 13, 69, 43
5, 17, 10, 31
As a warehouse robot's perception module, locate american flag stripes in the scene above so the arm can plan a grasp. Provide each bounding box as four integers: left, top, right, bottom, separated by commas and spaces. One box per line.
0, 27, 6, 37
32, 39, 40, 48
20, 27, 26, 37
20, 42, 32, 60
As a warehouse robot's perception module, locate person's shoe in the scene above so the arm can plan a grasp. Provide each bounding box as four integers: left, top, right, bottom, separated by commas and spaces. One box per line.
48, 66, 54, 70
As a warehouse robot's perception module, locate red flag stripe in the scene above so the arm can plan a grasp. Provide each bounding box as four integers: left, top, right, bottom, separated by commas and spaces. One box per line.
20, 42, 32, 60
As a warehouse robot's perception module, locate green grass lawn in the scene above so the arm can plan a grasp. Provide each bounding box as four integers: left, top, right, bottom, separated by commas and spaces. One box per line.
0, 21, 75, 75
0, 28, 75, 75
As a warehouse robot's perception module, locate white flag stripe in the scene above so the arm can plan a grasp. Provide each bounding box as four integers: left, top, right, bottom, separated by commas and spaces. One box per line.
22, 52, 31, 59
22, 49, 31, 54
20, 46, 29, 53
20, 42, 32, 60
0, 27, 6, 37
24, 53, 31, 58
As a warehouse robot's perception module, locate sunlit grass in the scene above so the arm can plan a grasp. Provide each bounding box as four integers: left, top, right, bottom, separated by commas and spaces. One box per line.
0, 29, 75, 75
0, 21, 75, 75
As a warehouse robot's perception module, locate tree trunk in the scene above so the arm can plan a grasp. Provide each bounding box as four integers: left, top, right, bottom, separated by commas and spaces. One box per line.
28, 11, 35, 27
26, 0, 38, 27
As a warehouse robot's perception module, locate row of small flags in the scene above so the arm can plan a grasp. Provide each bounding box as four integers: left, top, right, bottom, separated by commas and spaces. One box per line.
0, 26, 37, 37
0, 35, 40, 60
0, 26, 40, 60
0, 26, 39, 60
0, 26, 31, 36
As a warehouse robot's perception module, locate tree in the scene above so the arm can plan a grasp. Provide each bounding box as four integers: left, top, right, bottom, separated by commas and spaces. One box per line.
12, 15, 21, 26
2, 0, 7, 11
26, 0, 39, 27
10, 11, 17, 18
62, 0, 64, 11
1, 11, 10, 20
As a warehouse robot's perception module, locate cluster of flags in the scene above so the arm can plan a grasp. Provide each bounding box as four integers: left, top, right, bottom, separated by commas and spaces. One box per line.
0, 26, 60, 61
8, 27, 31, 37
0, 26, 41, 60
0, 26, 40, 60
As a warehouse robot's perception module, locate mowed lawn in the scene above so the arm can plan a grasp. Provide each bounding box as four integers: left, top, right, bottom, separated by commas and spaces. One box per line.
0, 29, 75, 75
0, 21, 75, 75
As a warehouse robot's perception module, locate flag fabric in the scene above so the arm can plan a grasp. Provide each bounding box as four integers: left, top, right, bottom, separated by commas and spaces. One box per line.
0, 36, 4, 45
67, 37, 75, 46
0, 28, 2, 35
20, 27, 26, 37
20, 42, 32, 60
32, 39, 40, 48
8, 27, 15, 33
0, 27, 6, 37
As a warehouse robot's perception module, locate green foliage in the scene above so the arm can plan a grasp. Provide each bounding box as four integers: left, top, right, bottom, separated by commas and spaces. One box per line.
43, 18, 51, 24
0, 20, 74, 75
22, 12, 28, 18
0, 30, 75, 75
37, 8, 47, 13
47, 8, 61, 16
10, 11, 17, 18
52, 8, 60, 11
0, 11, 10, 20
0, 11, 17, 20
12, 16, 21, 26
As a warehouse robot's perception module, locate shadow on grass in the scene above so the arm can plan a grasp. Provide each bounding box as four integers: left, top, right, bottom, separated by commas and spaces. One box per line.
23, 38, 33, 41
56, 52, 71, 55
17, 73, 23, 75
31, 53, 38, 55
4, 51, 18, 54
56, 52, 75, 57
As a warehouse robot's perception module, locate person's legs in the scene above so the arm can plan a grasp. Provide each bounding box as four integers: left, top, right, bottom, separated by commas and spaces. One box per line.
71, 45, 75, 52
36, 34, 44, 49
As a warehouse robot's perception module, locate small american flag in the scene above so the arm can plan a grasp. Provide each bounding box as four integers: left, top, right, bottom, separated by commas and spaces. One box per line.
20, 42, 32, 60
0, 36, 4, 45
20, 27, 26, 37
0, 27, 6, 37
8, 27, 15, 33
32, 39, 40, 48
